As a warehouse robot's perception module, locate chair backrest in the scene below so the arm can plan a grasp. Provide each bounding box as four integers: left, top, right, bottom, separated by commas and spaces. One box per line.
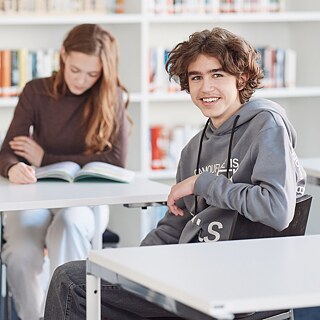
230, 194, 312, 240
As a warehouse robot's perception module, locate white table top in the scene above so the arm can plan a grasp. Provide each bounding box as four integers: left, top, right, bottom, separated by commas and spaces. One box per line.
300, 157, 320, 179
88, 235, 320, 319
0, 176, 170, 211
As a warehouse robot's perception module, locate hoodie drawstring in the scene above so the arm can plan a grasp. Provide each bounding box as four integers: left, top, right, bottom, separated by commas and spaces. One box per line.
226, 115, 240, 179
194, 115, 240, 215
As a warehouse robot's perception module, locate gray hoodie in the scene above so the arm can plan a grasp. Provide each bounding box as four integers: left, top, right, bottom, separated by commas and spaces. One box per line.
141, 98, 306, 246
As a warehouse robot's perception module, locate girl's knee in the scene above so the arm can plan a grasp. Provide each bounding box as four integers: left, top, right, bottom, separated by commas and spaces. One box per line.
53, 207, 94, 230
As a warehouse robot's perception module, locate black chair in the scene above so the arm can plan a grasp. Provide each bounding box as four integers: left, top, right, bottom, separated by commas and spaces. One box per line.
231, 194, 312, 240
102, 228, 120, 248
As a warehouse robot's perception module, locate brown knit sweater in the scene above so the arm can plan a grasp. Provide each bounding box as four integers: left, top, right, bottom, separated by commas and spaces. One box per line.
0, 77, 129, 177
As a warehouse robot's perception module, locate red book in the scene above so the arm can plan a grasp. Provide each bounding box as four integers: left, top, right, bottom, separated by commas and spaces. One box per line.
150, 126, 169, 170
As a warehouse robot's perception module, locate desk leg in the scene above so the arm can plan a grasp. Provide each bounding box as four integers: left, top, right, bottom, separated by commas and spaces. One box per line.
92, 205, 110, 250
86, 273, 101, 320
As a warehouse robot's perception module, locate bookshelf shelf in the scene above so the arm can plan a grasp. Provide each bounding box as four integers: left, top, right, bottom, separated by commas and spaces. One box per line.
147, 87, 320, 103
0, 14, 142, 25
129, 93, 142, 103
0, 93, 141, 108
255, 87, 320, 99
147, 11, 320, 23
0, 97, 18, 108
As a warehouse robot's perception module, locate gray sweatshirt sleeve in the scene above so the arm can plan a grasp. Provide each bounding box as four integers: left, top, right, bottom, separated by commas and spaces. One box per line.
141, 161, 192, 246
194, 126, 301, 231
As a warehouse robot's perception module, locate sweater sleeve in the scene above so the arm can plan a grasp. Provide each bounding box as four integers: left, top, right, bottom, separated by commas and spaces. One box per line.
0, 82, 35, 177
140, 158, 192, 246
194, 126, 300, 231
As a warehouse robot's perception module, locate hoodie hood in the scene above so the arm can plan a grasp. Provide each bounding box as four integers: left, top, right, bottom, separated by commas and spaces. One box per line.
207, 97, 297, 148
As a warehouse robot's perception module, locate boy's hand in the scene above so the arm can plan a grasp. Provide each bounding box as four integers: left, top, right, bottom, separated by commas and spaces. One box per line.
167, 175, 198, 216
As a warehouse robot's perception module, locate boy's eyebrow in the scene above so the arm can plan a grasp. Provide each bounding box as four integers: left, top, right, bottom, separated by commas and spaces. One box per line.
187, 68, 224, 76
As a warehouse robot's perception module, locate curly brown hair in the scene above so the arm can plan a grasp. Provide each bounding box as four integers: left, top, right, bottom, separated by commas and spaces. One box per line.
166, 27, 264, 104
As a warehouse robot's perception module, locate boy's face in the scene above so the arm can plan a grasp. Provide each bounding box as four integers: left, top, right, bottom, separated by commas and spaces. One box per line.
188, 54, 243, 128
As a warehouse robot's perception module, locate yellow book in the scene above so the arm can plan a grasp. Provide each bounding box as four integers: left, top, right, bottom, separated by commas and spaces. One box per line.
18, 48, 28, 91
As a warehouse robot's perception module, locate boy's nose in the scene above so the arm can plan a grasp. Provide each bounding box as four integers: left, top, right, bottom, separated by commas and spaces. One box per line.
201, 78, 214, 91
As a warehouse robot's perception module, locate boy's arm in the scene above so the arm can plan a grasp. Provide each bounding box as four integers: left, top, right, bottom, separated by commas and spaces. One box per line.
141, 159, 192, 246
194, 126, 303, 231
140, 203, 191, 246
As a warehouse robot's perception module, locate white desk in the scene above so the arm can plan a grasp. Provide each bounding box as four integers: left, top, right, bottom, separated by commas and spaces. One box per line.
0, 176, 170, 316
300, 157, 320, 185
0, 176, 170, 249
0, 175, 170, 244
87, 235, 320, 320
0, 176, 170, 211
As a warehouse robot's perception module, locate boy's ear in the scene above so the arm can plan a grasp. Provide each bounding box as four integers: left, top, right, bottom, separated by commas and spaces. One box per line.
238, 73, 249, 90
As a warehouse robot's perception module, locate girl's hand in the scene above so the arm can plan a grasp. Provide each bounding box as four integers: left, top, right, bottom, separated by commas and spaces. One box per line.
7, 162, 37, 184
9, 136, 44, 167
167, 175, 199, 216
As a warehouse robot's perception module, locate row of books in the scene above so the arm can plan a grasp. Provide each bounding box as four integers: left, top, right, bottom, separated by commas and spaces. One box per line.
150, 124, 201, 170
149, 45, 297, 93
0, 49, 59, 97
149, 47, 180, 93
148, 0, 286, 14
0, 0, 124, 14
257, 46, 296, 88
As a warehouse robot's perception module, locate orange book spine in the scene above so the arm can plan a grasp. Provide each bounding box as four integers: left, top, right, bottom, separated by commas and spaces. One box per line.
0, 50, 12, 97
116, 0, 124, 13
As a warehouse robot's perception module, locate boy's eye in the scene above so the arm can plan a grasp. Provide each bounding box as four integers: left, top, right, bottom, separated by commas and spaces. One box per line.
190, 75, 201, 81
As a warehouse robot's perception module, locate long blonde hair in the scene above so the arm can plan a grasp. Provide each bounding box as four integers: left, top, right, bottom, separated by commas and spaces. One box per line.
52, 24, 129, 154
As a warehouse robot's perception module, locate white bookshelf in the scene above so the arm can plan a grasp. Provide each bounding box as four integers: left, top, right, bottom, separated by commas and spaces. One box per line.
146, 11, 320, 23
0, 14, 142, 24
1, 0, 320, 244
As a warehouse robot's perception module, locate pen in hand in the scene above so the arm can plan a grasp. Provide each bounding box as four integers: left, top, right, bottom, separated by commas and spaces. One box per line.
29, 125, 34, 139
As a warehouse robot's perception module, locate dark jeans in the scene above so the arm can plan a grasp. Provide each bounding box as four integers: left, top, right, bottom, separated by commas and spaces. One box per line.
44, 260, 183, 320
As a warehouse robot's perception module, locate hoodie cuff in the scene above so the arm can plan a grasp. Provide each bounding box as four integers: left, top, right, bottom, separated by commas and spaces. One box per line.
194, 171, 217, 197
